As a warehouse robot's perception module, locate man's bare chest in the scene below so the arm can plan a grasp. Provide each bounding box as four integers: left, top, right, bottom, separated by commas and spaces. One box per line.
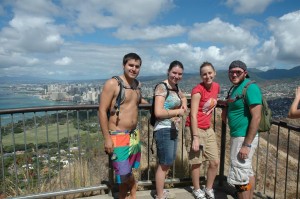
123, 89, 141, 105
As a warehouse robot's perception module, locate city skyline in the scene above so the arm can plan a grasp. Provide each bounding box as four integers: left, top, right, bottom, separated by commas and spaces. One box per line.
0, 0, 299, 80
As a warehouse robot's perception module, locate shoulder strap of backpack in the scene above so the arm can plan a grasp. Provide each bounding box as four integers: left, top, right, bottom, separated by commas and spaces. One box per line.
174, 84, 182, 105
134, 79, 141, 89
226, 80, 256, 103
154, 82, 170, 98
162, 82, 170, 98
112, 76, 124, 116
160, 82, 180, 98
122, 78, 141, 89
241, 80, 256, 104
226, 85, 235, 99
133, 79, 142, 103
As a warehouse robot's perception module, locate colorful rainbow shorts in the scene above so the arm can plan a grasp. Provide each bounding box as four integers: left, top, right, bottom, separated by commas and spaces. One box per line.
109, 129, 141, 184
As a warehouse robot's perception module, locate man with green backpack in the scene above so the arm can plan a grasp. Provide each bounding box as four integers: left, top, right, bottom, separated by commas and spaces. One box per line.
221, 60, 264, 199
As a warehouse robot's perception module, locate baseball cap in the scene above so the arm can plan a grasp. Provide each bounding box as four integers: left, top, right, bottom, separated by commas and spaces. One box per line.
229, 60, 249, 78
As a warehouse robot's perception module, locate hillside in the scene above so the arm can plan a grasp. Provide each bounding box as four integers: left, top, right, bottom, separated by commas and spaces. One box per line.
138, 65, 300, 88
253, 65, 300, 80
1, 65, 300, 85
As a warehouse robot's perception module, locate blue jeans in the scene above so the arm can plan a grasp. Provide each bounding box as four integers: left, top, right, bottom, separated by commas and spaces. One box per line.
154, 128, 178, 166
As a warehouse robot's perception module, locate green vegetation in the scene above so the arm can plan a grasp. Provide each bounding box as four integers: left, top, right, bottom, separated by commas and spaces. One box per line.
1, 110, 100, 147
2, 123, 88, 146
0, 110, 104, 196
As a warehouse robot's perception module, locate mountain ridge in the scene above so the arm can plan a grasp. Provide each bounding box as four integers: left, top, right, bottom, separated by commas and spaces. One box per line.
138, 65, 300, 87
1, 65, 300, 84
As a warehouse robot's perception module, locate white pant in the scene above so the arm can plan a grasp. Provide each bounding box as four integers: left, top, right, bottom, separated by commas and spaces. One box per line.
227, 136, 258, 185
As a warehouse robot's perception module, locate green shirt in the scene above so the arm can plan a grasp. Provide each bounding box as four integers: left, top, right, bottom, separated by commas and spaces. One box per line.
227, 79, 262, 137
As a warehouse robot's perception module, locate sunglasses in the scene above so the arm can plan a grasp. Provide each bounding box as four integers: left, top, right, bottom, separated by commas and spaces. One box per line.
228, 70, 244, 76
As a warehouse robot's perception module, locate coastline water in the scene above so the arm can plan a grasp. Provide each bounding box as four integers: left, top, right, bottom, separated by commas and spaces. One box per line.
0, 87, 75, 125
0, 88, 74, 110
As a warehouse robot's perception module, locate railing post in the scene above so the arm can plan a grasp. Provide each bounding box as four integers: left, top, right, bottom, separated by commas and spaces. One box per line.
218, 118, 227, 186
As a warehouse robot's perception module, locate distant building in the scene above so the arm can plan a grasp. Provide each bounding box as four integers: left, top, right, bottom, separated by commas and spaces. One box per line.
73, 94, 82, 103
82, 90, 100, 104
49, 92, 68, 101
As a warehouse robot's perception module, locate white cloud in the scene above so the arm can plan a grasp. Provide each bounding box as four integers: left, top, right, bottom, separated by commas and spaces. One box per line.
240, 19, 263, 31
155, 43, 203, 68
13, 0, 60, 16
47, 71, 55, 75
148, 60, 169, 74
148, 43, 259, 73
108, 0, 173, 26
0, 0, 299, 80
3, 65, 31, 76
0, 6, 64, 53
188, 18, 259, 48
268, 10, 300, 62
256, 36, 279, 68
54, 57, 73, 65
225, 0, 274, 14
114, 25, 186, 40
26, 58, 39, 65
61, 0, 174, 31
37, 43, 143, 79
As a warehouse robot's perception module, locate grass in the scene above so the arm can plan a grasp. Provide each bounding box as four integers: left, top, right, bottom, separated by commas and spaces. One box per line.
2, 123, 89, 146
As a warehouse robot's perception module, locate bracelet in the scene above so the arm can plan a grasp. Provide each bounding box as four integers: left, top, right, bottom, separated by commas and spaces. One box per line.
242, 143, 251, 148
193, 134, 200, 138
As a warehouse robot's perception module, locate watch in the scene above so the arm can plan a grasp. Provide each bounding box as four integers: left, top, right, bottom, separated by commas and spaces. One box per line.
242, 143, 251, 148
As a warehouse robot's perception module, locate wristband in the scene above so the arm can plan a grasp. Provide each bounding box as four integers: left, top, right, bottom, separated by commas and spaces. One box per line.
193, 135, 200, 138
242, 143, 251, 148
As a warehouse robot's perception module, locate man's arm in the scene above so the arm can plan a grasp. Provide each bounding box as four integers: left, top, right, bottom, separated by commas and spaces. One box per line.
140, 98, 149, 104
288, 87, 300, 119
239, 104, 261, 158
244, 104, 261, 145
98, 79, 117, 154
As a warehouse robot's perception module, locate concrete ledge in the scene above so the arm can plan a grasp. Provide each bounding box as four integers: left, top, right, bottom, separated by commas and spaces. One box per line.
76, 186, 237, 199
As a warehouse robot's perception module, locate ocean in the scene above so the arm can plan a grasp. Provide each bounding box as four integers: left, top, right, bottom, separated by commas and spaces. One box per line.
0, 87, 74, 110
0, 87, 74, 125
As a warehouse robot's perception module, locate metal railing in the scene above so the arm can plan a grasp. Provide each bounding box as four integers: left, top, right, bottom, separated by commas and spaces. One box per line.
0, 104, 299, 199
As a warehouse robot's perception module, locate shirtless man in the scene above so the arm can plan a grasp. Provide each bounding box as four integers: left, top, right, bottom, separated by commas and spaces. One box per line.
99, 53, 147, 199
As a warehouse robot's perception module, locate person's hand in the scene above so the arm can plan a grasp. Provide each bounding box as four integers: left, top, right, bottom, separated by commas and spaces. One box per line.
104, 137, 114, 155
239, 146, 250, 159
217, 99, 227, 107
192, 137, 200, 152
178, 108, 186, 116
295, 87, 300, 101
181, 104, 188, 112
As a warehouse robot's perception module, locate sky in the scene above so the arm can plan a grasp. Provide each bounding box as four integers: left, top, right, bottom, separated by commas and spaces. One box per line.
0, 0, 300, 80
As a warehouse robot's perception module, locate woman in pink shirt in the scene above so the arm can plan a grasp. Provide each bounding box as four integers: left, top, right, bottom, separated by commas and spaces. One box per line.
185, 62, 220, 199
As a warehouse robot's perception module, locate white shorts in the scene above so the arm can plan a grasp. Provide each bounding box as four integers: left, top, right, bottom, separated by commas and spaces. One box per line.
227, 136, 258, 185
